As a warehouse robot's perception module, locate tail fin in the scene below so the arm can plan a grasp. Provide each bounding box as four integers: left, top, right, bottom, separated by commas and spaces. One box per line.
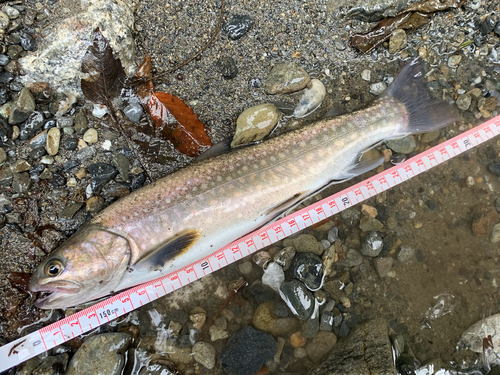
384, 58, 458, 134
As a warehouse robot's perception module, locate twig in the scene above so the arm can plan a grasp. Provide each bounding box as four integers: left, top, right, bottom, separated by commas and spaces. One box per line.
155, 0, 225, 81
201, 279, 247, 339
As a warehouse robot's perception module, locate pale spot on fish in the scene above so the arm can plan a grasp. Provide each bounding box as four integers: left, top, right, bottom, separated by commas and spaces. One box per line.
270, 156, 277, 162
300, 141, 306, 148
217, 176, 222, 182
261, 160, 267, 166
242, 165, 249, 172
202, 184, 208, 190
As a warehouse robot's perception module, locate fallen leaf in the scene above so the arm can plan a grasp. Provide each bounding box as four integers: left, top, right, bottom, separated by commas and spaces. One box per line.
134, 54, 154, 102
81, 28, 126, 106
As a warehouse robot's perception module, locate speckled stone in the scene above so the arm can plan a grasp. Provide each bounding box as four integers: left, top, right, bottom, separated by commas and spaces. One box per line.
264, 63, 310, 94
231, 104, 281, 147
192, 341, 216, 369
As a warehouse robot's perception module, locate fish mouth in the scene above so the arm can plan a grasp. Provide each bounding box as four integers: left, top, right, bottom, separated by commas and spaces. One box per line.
30, 281, 82, 308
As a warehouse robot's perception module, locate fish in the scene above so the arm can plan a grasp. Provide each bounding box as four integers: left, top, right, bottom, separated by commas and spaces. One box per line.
29, 59, 456, 309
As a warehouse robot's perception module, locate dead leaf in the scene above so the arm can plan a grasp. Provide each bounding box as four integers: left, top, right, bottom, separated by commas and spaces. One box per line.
81, 28, 126, 106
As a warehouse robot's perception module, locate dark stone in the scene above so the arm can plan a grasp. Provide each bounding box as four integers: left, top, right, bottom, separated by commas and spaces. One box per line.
0, 54, 9, 66
29, 130, 47, 149
495, 22, 500, 37
20, 111, 44, 140
307, 319, 396, 375
10, 88, 36, 125
248, 78, 262, 88
219, 326, 277, 375
87, 163, 118, 191
9, 82, 23, 92
249, 282, 276, 304
29, 146, 46, 159
12, 172, 31, 193
361, 231, 383, 257
425, 200, 439, 210
43, 119, 56, 130
0, 71, 14, 83
50, 173, 66, 187
19, 33, 36, 51
489, 162, 500, 177
0, 87, 8, 105
0, 118, 12, 146
74, 110, 87, 135
61, 136, 78, 151
224, 14, 254, 40
339, 321, 350, 337
479, 15, 496, 35
113, 153, 129, 181
273, 301, 289, 318
130, 172, 146, 191
62, 160, 80, 172
291, 252, 323, 290
332, 308, 342, 327
217, 57, 238, 79
29, 164, 45, 181
60, 202, 84, 219
75, 147, 95, 161
102, 182, 130, 198
279, 280, 314, 320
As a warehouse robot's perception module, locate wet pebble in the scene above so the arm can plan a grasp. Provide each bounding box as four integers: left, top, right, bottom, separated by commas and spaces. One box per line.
490, 223, 500, 243
361, 231, 383, 257
0, 120, 11, 146
2, 5, 19, 19
12, 172, 31, 193
87, 163, 118, 191
113, 153, 129, 181
20, 111, 43, 140
389, 29, 407, 53
273, 246, 296, 270
46, 127, 60, 155
238, 260, 252, 274
339, 321, 350, 337
448, 55, 461, 68
219, 326, 277, 375
31, 353, 69, 375
0, 11, 8, 30
74, 110, 87, 135
334, 37, 346, 51
374, 257, 393, 278
478, 96, 498, 112
292, 252, 323, 290
192, 341, 216, 369
61, 136, 78, 151
83, 128, 98, 144
66, 333, 131, 375
320, 311, 334, 331
11, 159, 31, 172
456, 93, 471, 111
189, 312, 206, 330
262, 261, 285, 292
294, 79, 326, 118
60, 202, 83, 219
370, 82, 387, 96
385, 135, 416, 154
29, 130, 47, 149
361, 69, 371, 82
283, 234, 323, 255
20, 33, 35, 51
224, 14, 253, 40
479, 15, 496, 35
279, 279, 314, 320
9, 87, 35, 125
359, 216, 383, 232
0, 71, 13, 83
327, 227, 339, 243
265, 63, 310, 94
252, 251, 271, 268
231, 104, 280, 147
86, 196, 105, 213
305, 331, 337, 363
274, 301, 289, 318
397, 245, 415, 262
217, 56, 238, 79
0, 87, 8, 105
302, 313, 320, 338
123, 102, 143, 122
76, 147, 95, 162
0, 148, 5, 164
209, 325, 229, 341
0, 167, 12, 185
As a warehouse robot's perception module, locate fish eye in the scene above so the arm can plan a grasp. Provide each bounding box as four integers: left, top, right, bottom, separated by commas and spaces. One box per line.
44, 260, 64, 277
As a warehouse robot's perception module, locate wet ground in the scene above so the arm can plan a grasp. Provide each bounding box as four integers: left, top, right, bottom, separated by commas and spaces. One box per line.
2, 0, 500, 373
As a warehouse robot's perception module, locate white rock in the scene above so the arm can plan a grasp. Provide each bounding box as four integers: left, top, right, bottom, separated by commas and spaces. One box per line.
361, 69, 371, 82
293, 79, 326, 118
370, 82, 387, 96
461, 313, 500, 353
261, 262, 285, 292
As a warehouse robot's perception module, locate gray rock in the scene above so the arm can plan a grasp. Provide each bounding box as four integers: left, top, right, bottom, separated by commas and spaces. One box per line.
320, 311, 334, 331
334, 38, 346, 51
361, 231, 383, 257
265, 63, 310, 94
456, 94, 471, 111
283, 234, 324, 255
327, 227, 339, 242
302, 314, 320, 338
306, 331, 337, 363
341, 208, 361, 227
397, 245, 415, 262
60, 202, 84, 219
489, 163, 500, 177
88, 163, 118, 191
219, 326, 277, 375
30, 130, 48, 149
332, 308, 342, 327
389, 29, 407, 53
2, 5, 19, 19
294, 79, 326, 118
0, 147, 6, 164
370, 82, 387, 96
231, 104, 281, 147
447, 55, 461, 68
74, 110, 88, 134
224, 14, 254, 40
76, 146, 95, 161
359, 216, 384, 232
238, 260, 252, 274
61, 136, 78, 151
273, 246, 296, 271
0, 166, 12, 185
0, 11, 8, 30
123, 102, 143, 122
279, 280, 315, 320
274, 301, 290, 318
66, 333, 131, 375
307, 319, 396, 375
192, 341, 216, 369
385, 135, 416, 154
57, 117, 74, 128
10, 88, 35, 125
12, 172, 31, 193
20, 111, 44, 140
292, 252, 323, 290
343, 249, 363, 267
0, 118, 11, 145
343, 0, 407, 22
374, 257, 393, 278
113, 152, 129, 181
490, 223, 500, 243
217, 56, 238, 79
46, 127, 60, 156
32, 353, 69, 375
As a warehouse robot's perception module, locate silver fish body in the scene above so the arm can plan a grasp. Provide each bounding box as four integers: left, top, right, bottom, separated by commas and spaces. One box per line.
29, 60, 455, 308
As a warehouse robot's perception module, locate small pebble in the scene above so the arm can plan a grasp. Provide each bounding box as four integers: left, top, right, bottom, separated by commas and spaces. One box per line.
224, 14, 254, 40
361, 69, 371, 82
490, 223, 500, 244
231, 104, 280, 147
293, 79, 326, 118
397, 245, 415, 262
361, 231, 383, 257
238, 261, 253, 275
265, 63, 310, 94
370, 82, 387, 96
389, 29, 407, 53
83, 128, 98, 144
448, 55, 461, 68
46, 127, 60, 156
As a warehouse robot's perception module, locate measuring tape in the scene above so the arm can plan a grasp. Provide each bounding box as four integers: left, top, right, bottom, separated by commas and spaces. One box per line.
1, 114, 500, 371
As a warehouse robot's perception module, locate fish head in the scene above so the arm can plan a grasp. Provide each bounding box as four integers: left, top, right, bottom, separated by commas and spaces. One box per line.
30, 225, 131, 309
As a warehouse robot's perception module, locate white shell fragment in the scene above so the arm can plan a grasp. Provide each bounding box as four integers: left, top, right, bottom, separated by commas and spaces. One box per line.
461, 313, 500, 353
293, 79, 326, 118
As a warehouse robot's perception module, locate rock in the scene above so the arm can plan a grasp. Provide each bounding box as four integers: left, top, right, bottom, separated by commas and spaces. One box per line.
262, 262, 285, 292
359, 216, 384, 232
238, 260, 253, 274
370, 82, 387, 95
224, 14, 253, 40
209, 325, 229, 341
46, 127, 60, 155
490, 223, 500, 243
274, 246, 296, 271
62, 136, 78, 151
3, 5, 19, 19
361, 231, 383, 257
231, 104, 281, 147
219, 326, 277, 375
0, 148, 5, 164
388, 29, 407, 53
265, 63, 310, 94
448, 55, 461, 68
60, 202, 84, 219
338, 321, 350, 337
0, 118, 11, 145
479, 15, 496, 35
12, 172, 31, 193
66, 333, 131, 375
217, 56, 238, 79
9, 88, 36, 125
253, 302, 277, 332
294, 79, 326, 118
361, 204, 377, 218
189, 312, 206, 330
334, 38, 346, 50
192, 341, 216, 369
361, 69, 371, 82
83, 128, 98, 144
252, 251, 271, 268
342, 249, 363, 267
320, 311, 334, 331
11, 159, 31, 172
478, 96, 498, 112
307, 319, 396, 375
279, 280, 315, 320
397, 245, 415, 262
274, 301, 289, 318
306, 331, 337, 363
292, 252, 323, 290
20, 111, 43, 140
0, 166, 13, 185
74, 110, 88, 134
472, 206, 498, 236
385, 135, 416, 154
123, 102, 143, 122
32, 353, 69, 375
113, 152, 129, 181
374, 257, 393, 278
87, 163, 118, 191
30, 130, 48, 149
489, 163, 500, 177
0, 11, 8, 30
283, 234, 324, 255
20, 33, 36, 51
85, 196, 105, 213
19, 0, 136, 98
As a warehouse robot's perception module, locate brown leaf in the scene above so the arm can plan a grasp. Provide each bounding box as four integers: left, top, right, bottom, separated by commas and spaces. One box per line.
81, 28, 126, 106
7, 272, 31, 293
147, 92, 212, 157
134, 54, 154, 103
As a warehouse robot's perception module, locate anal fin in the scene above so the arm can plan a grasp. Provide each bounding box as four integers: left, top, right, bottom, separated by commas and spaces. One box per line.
132, 229, 200, 272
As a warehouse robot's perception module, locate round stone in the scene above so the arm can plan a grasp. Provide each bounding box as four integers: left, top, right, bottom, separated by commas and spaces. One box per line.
264, 63, 310, 94
294, 79, 326, 118
192, 341, 216, 370
389, 29, 407, 54
46, 127, 60, 156
83, 128, 98, 144
361, 231, 384, 257
231, 104, 281, 147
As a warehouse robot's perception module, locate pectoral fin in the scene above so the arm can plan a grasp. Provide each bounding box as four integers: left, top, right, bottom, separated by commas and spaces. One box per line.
132, 229, 200, 272
264, 192, 307, 221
